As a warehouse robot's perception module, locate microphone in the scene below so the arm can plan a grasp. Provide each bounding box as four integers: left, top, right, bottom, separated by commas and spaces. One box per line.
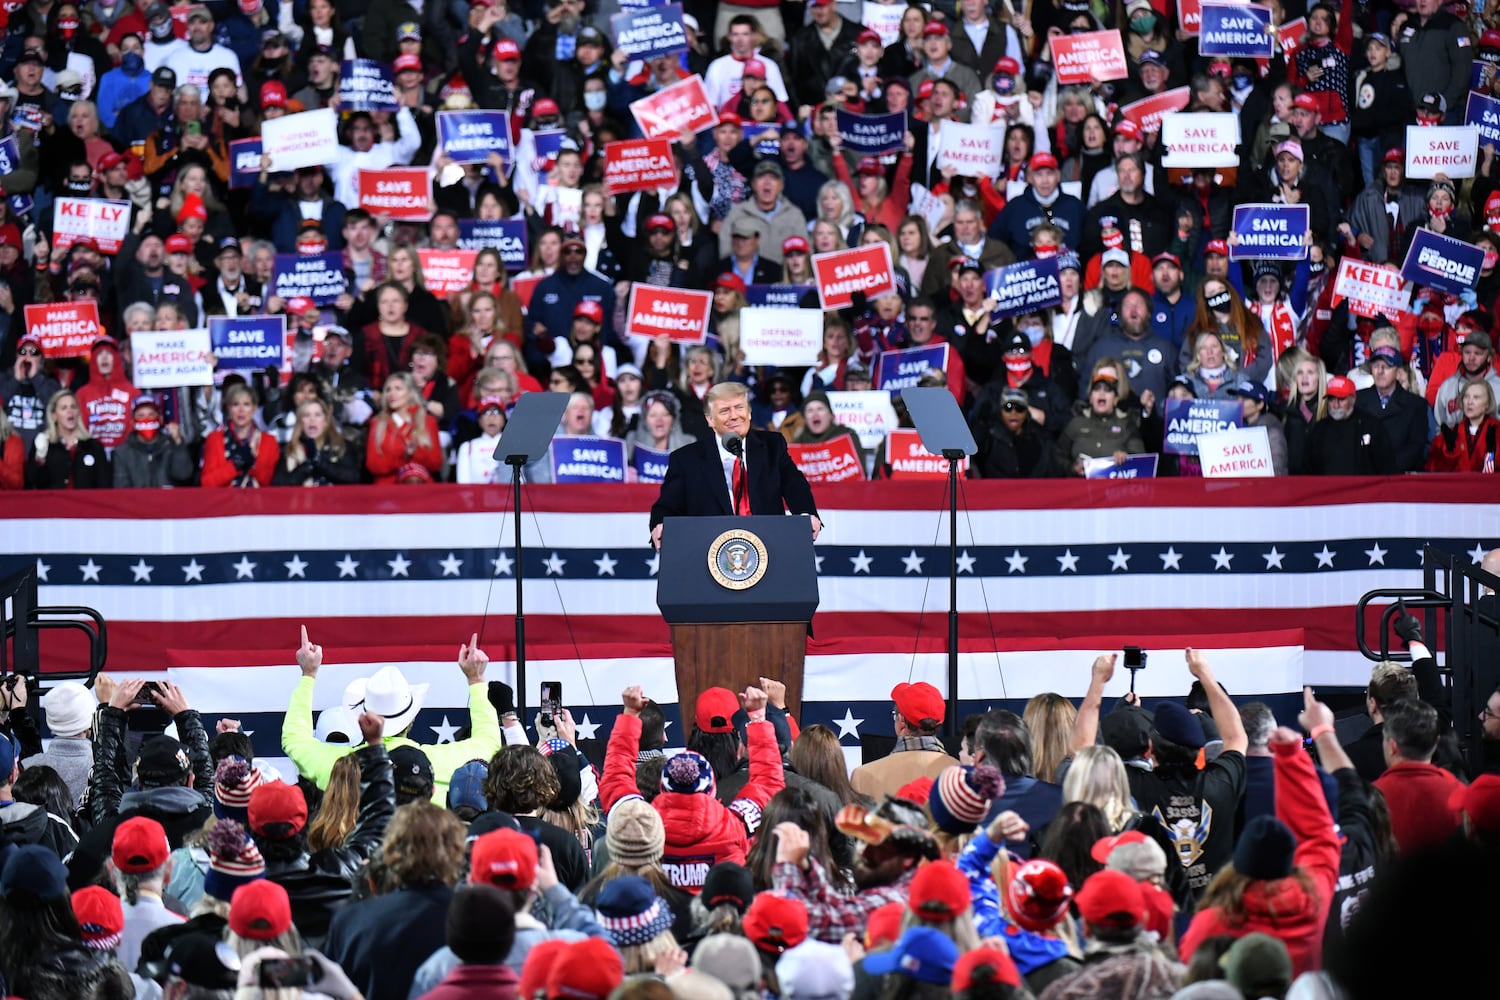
721, 432, 743, 457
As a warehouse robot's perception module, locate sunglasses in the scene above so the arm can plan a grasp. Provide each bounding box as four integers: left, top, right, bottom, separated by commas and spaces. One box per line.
561, 247, 585, 256
1001, 402, 1026, 413
18, 347, 41, 356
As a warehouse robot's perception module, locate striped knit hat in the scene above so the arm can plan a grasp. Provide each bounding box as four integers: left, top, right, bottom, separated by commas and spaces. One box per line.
595, 875, 674, 947
214, 755, 264, 823
203, 819, 266, 903
660, 751, 714, 795
72, 886, 124, 951
927, 765, 1003, 834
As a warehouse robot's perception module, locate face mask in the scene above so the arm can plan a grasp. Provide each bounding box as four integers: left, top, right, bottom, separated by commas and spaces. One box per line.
121, 51, 144, 74
66, 178, 91, 193
1233, 72, 1253, 90
1487, 250, 1499, 270
1207, 290, 1233, 311
1005, 355, 1033, 377
135, 416, 161, 440
584, 91, 606, 111
1130, 14, 1156, 35
1021, 324, 1045, 346
59, 16, 78, 40
150, 19, 174, 41
1308, 259, 1326, 276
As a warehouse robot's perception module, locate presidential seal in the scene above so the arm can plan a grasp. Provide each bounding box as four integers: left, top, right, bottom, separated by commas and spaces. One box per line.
707, 528, 769, 590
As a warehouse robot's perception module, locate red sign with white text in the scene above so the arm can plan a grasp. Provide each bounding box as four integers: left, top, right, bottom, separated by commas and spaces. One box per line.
1049, 30, 1129, 85
1120, 87, 1192, 133
629, 75, 717, 140
417, 249, 478, 296
357, 168, 432, 221
1279, 17, 1305, 61
1180, 0, 1251, 36
604, 138, 679, 193
25, 301, 103, 358
1332, 258, 1412, 318
811, 243, 896, 310
513, 273, 543, 311
886, 428, 969, 480
624, 284, 711, 343
787, 435, 865, 483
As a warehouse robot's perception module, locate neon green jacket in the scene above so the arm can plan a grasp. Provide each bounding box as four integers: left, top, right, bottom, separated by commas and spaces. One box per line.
281, 674, 501, 801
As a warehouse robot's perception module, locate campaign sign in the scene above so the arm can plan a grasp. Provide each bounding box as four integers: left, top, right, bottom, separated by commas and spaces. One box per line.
935, 121, 1005, 178
617, 0, 665, 8
261, 108, 340, 173
625, 284, 712, 343
437, 110, 513, 165
836, 110, 907, 156
863, 1, 905, 45
633, 445, 671, 484
418, 249, 479, 296
229, 137, 262, 189
458, 220, 528, 269
1406, 125, 1479, 179
9, 194, 32, 220
886, 428, 967, 479
550, 437, 626, 483
738, 307, 823, 366
1120, 87, 1191, 133
1333, 258, 1412, 318
1279, 17, 1305, 60
603, 138, 677, 193
209, 315, 287, 372
787, 436, 865, 483
812, 243, 896, 309
1230, 204, 1309, 261
52, 197, 131, 254
743, 123, 780, 158
875, 343, 949, 393
1474, 61, 1496, 94
828, 390, 899, 451
1400, 228, 1486, 295
338, 59, 399, 112
1049, 30, 1129, 86
1466, 92, 1500, 148
273, 253, 348, 305
512, 273, 543, 311
1083, 454, 1159, 479
24, 301, 102, 358
0, 136, 19, 177
1199, 2, 1273, 58
531, 129, 569, 174
745, 284, 812, 308
1198, 426, 1275, 478
131, 329, 215, 388
611, 4, 688, 60
1163, 398, 1243, 455
629, 74, 717, 140
987, 257, 1062, 320
1161, 113, 1240, 168
1179, 0, 1203, 34
357, 168, 431, 220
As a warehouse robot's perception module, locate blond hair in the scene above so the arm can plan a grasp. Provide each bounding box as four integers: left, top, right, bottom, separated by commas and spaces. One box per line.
1062, 745, 1134, 830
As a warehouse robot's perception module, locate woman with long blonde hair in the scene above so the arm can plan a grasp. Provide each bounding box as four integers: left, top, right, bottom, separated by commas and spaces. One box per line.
365, 373, 443, 484
1281, 347, 1327, 474
306, 753, 361, 852
1183, 278, 1268, 380
273, 398, 362, 486
1023, 694, 1077, 786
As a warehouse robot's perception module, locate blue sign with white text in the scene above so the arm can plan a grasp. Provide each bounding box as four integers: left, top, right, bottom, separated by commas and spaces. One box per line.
875, 343, 949, 393
743, 123, 780, 158
338, 59, 399, 113
229, 138, 262, 189
632, 445, 671, 483
1230, 204, 1309, 261
210, 316, 286, 371
987, 257, 1062, 319
1163, 398, 1243, 455
550, 437, 627, 483
1466, 91, 1500, 148
1084, 454, 1159, 479
438, 111, 513, 165
835, 110, 907, 156
610, 3, 688, 60
745, 284, 813, 308
458, 219, 529, 270
1400, 227, 1486, 295
1199, 3, 1273, 58
273, 253, 348, 305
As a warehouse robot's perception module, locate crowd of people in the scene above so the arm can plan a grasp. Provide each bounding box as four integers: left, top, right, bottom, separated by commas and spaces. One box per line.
1, 603, 1496, 1000
1, 0, 1499, 489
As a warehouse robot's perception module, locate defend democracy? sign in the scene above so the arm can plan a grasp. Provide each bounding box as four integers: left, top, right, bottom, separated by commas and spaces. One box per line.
1401, 228, 1485, 296
987, 257, 1062, 319
738, 308, 822, 366
1230, 204, 1309, 261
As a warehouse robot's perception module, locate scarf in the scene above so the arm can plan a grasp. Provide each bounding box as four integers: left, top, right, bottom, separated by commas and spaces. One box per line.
225, 426, 256, 483
705, 152, 747, 221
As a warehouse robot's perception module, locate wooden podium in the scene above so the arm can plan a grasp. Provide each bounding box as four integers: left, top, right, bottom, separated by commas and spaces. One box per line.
656, 516, 820, 722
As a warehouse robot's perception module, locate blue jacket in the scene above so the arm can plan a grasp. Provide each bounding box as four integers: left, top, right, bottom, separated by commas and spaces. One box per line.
989, 189, 1085, 258
96, 66, 151, 130
983, 774, 1063, 860
956, 828, 1073, 975
111, 91, 171, 150
249, 183, 347, 253
524, 267, 617, 372
1150, 289, 1195, 351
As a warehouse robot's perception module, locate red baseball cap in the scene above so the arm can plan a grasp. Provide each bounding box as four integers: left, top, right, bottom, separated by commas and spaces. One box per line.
916, 79, 935, 100
742, 58, 766, 79
1292, 92, 1319, 112
1451, 774, 1500, 835
72, 236, 99, 252
493, 38, 521, 61
952, 948, 1021, 992
922, 21, 949, 37
1151, 251, 1182, 269
857, 28, 883, 46
865, 901, 905, 950
394, 53, 422, 74
644, 213, 675, 233
714, 272, 746, 294
532, 96, 560, 118
470, 828, 539, 889
718, 111, 743, 127
477, 396, 506, 415
1115, 118, 1142, 141
1075, 869, 1146, 929
1483, 28, 1500, 50
545, 939, 623, 1000
260, 80, 287, 108
165, 233, 193, 254
742, 892, 809, 954
229, 880, 292, 941
855, 157, 883, 177
908, 859, 970, 921
782, 235, 810, 255
99, 151, 127, 172
247, 779, 309, 836
285, 297, 319, 315
520, 941, 569, 1000
573, 299, 604, 324
1325, 375, 1357, 399
1382, 147, 1404, 165
111, 817, 169, 873
694, 686, 739, 733
1029, 151, 1059, 172
892, 681, 944, 725
72, 886, 125, 950
1205, 238, 1230, 257
0, 224, 22, 249
993, 56, 1020, 76
1090, 829, 1150, 865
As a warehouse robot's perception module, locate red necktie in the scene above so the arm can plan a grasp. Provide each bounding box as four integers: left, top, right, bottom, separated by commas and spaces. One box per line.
732, 456, 750, 516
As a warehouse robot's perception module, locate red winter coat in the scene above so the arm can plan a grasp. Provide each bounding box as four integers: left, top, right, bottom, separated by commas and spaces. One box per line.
1374, 761, 1465, 856
1178, 740, 1341, 976
601, 713, 785, 893
74, 343, 137, 452
365, 408, 444, 483
201, 428, 281, 487
1426, 417, 1500, 473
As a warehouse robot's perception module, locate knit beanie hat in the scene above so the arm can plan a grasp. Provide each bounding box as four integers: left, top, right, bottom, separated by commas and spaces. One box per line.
595, 875, 674, 947
607, 798, 666, 866
660, 751, 715, 795
927, 765, 1003, 834
447, 883, 517, 964
546, 746, 584, 811
214, 755, 264, 823
42, 680, 95, 737
203, 819, 266, 903
1233, 815, 1297, 880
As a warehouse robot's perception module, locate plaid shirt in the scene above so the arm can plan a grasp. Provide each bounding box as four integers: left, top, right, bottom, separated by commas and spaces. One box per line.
771, 860, 913, 943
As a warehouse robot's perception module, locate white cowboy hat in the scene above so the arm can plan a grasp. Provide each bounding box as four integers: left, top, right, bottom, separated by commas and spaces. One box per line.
345, 666, 428, 738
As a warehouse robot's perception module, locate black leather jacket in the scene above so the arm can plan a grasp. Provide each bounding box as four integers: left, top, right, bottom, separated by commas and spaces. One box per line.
88, 705, 215, 829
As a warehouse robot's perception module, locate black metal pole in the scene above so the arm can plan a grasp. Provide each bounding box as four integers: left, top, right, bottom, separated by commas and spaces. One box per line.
508, 460, 526, 716
945, 451, 962, 741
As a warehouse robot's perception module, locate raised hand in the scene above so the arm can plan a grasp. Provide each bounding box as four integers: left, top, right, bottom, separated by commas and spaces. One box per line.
297, 625, 323, 677
459, 633, 489, 682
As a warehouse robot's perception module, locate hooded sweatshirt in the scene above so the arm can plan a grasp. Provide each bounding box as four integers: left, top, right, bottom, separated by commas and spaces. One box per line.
75, 341, 136, 451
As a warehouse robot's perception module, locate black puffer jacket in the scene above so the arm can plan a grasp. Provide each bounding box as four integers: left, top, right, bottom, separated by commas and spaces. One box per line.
261, 742, 395, 949
0, 942, 133, 1000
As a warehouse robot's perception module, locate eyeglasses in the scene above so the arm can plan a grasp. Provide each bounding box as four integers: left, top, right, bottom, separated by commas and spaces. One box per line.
1001, 402, 1026, 413
561, 247, 585, 256
1483, 706, 1500, 721
18, 347, 41, 357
